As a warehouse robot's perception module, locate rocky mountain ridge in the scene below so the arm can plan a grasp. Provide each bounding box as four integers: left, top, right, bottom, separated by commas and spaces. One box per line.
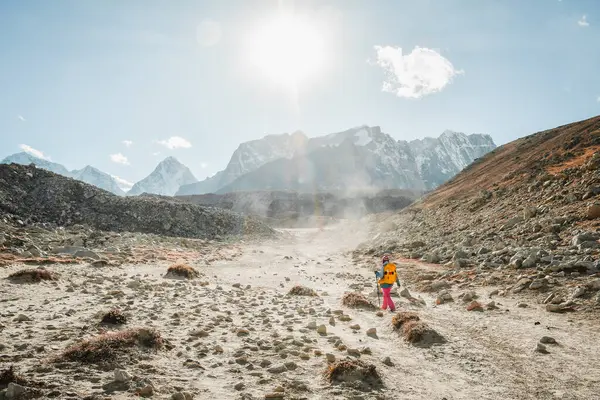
177, 126, 496, 195
0, 163, 273, 239
358, 115, 600, 312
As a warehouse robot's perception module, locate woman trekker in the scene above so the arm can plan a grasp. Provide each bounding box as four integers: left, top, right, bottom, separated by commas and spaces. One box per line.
375, 254, 400, 312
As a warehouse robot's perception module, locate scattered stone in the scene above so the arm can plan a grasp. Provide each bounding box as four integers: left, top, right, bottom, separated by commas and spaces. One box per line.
234, 382, 245, 391
536, 343, 549, 354
6, 383, 26, 399
466, 301, 483, 312
325, 353, 336, 363
366, 328, 377, 337
114, 369, 132, 382
382, 356, 394, 366
540, 336, 557, 345
317, 325, 327, 335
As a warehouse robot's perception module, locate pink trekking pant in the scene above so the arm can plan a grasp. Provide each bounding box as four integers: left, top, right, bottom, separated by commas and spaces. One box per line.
381, 287, 395, 311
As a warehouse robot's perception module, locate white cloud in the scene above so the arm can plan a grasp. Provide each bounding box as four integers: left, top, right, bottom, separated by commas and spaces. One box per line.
122, 140, 133, 147
152, 152, 161, 156
578, 15, 590, 27
201, 162, 208, 169
196, 19, 222, 47
110, 153, 130, 165
156, 136, 192, 149
17, 115, 26, 122
19, 144, 50, 160
110, 174, 134, 190
597, 95, 600, 102
372, 45, 463, 99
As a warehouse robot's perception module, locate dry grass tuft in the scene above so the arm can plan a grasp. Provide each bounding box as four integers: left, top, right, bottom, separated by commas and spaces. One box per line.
100, 309, 127, 325
57, 327, 163, 363
392, 313, 447, 348
165, 263, 200, 279
391, 311, 420, 330
288, 285, 318, 297
342, 292, 377, 310
325, 359, 383, 391
7, 268, 57, 283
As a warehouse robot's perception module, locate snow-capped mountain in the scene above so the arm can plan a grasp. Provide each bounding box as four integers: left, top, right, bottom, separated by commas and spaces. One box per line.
71, 166, 126, 196
1, 152, 127, 195
1, 152, 71, 177
177, 131, 308, 195
128, 156, 197, 196
178, 126, 496, 195
410, 130, 496, 188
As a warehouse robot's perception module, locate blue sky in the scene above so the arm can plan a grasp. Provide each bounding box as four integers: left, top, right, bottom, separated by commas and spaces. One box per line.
1, 0, 599, 187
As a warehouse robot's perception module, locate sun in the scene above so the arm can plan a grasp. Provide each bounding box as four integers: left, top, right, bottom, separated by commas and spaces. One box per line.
245, 13, 325, 87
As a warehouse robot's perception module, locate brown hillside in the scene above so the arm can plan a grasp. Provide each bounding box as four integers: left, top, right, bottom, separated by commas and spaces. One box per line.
422, 115, 600, 207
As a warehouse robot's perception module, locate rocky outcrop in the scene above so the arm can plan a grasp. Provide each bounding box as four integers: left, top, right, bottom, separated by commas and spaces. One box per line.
0, 164, 273, 239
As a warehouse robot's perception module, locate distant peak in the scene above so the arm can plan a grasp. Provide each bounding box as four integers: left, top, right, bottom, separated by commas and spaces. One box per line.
161, 156, 180, 163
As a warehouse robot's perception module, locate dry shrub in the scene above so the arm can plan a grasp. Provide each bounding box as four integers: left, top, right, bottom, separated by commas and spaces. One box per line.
325, 359, 383, 391
0, 366, 28, 388
100, 309, 127, 325
7, 268, 57, 283
391, 311, 420, 330
165, 263, 199, 279
342, 292, 377, 310
401, 320, 446, 348
288, 285, 318, 296
57, 327, 163, 363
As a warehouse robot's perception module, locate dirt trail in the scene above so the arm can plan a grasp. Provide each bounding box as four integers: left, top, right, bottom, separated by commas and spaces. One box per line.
1, 223, 600, 399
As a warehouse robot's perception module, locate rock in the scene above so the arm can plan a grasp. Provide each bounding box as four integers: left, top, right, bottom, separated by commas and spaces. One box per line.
535, 343, 549, 354
284, 361, 297, 370
138, 385, 154, 397
172, 393, 186, 400
382, 356, 394, 366
15, 314, 31, 322
6, 383, 26, 399
453, 258, 469, 268
436, 290, 453, 304
461, 291, 477, 302
486, 301, 498, 310
399, 288, 412, 299
546, 303, 575, 313
265, 393, 285, 399
234, 382, 245, 391
571, 286, 586, 299
237, 329, 250, 337
325, 353, 336, 362
430, 280, 450, 291
375, 311, 384, 317
329, 316, 336, 325
74, 249, 101, 260
453, 250, 468, 260
350, 324, 360, 330
529, 279, 548, 291
524, 206, 537, 219
540, 336, 557, 345
517, 302, 528, 308
522, 255, 537, 269
366, 328, 377, 337
466, 301, 483, 312
267, 365, 287, 374
512, 278, 532, 293
307, 321, 317, 330
488, 289, 499, 297
347, 348, 361, 357
587, 204, 600, 219
114, 369, 132, 382
317, 325, 327, 335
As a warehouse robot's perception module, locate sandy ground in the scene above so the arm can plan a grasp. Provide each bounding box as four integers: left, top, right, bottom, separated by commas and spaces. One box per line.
1, 223, 600, 400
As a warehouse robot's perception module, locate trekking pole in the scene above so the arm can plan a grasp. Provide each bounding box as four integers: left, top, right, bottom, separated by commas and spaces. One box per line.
375, 275, 381, 307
